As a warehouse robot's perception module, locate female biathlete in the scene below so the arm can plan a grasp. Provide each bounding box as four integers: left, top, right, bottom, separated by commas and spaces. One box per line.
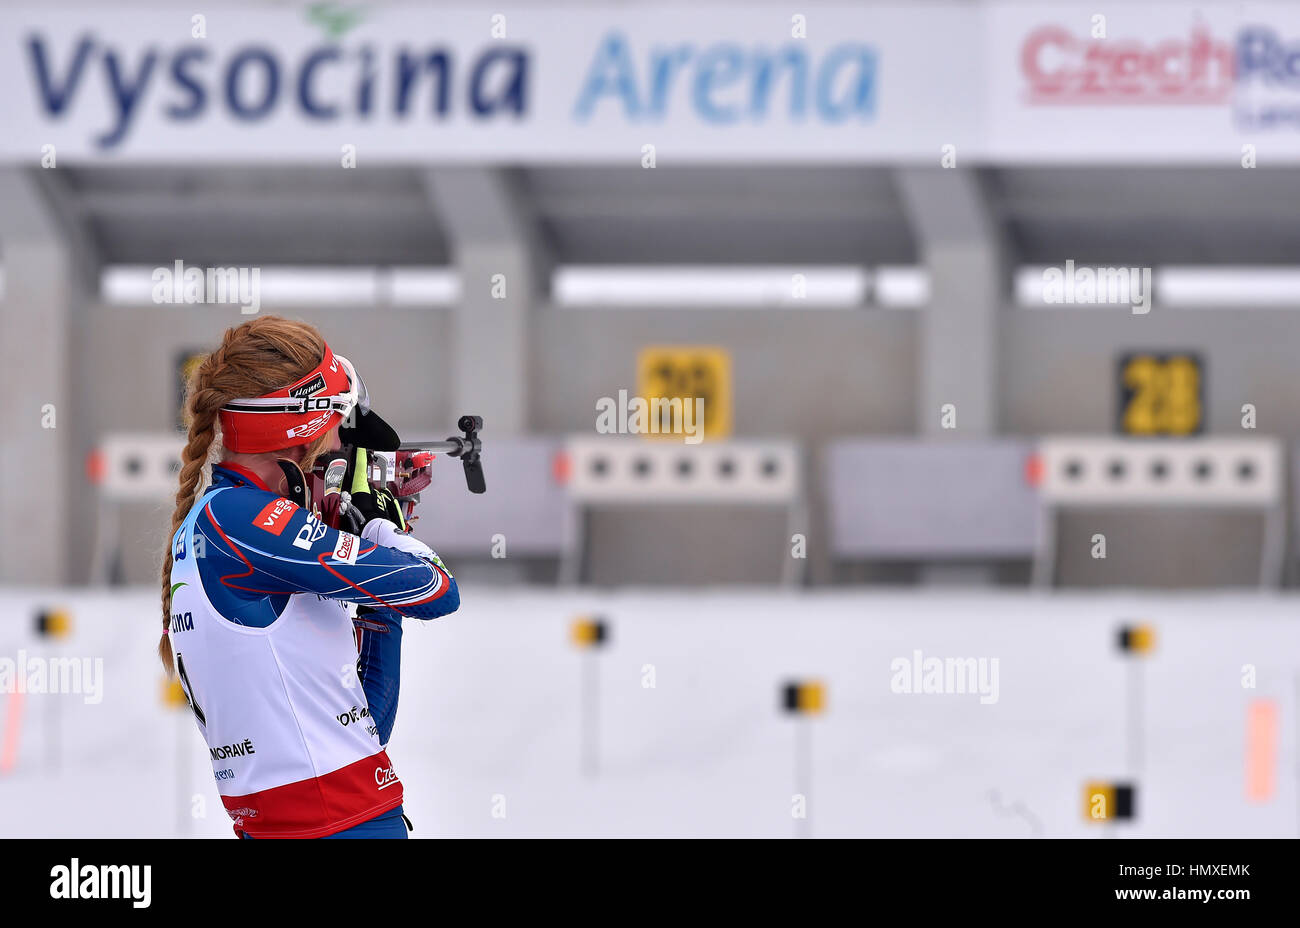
159, 316, 460, 839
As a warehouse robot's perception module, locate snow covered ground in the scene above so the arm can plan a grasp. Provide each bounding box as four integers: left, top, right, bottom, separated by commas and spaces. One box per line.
0, 587, 1296, 838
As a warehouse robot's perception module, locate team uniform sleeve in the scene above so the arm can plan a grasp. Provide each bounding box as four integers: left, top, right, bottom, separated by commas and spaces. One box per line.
352, 607, 403, 747
198, 487, 460, 620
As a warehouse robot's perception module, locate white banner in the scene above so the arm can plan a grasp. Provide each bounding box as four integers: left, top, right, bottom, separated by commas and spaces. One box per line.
987, 3, 1300, 162
0, 5, 980, 163
9, 4, 1300, 163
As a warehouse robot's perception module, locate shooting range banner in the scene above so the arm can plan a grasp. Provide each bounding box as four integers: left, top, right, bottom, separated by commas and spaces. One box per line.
7, 3, 1300, 163
0, 5, 979, 163
985, 3, 1300, 162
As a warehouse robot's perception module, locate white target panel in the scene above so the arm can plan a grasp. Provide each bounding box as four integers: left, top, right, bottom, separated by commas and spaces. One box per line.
97, 433, 186, 501
1037, 437, 1283, 507
564, 436, 800, 504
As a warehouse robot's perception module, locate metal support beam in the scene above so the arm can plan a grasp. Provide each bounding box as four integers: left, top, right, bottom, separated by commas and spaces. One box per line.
895, 168, 1005, 438
897, 168, 1005, 586
422, 168, 550, 435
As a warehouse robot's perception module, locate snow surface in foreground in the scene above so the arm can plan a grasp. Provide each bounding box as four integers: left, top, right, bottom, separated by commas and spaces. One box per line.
0, 587, 1295, 838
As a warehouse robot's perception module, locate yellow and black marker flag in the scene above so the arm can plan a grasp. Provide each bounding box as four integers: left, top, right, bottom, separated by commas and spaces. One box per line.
161, 677, 188, 709
571, 616, 609, 649
35, 608, 72, 639
781, 680, 826, 715
1117, 624, 1156, 655
1083, 781, 1136, 822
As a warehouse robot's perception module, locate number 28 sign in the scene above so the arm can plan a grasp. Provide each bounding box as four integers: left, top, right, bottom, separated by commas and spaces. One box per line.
1117, 352, 1203, 436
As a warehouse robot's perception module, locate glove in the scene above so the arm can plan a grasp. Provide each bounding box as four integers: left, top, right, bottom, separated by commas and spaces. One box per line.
336, 447, 410, 536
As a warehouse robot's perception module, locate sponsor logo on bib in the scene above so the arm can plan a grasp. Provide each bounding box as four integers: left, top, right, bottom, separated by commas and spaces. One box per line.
209, 738, 257, 761
226, 806, 259, 827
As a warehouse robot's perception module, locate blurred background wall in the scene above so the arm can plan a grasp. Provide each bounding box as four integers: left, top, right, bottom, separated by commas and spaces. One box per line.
2, 2, 1299, 592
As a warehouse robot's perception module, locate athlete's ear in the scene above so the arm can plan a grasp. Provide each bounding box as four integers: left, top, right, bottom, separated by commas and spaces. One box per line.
274, 459, 310, 509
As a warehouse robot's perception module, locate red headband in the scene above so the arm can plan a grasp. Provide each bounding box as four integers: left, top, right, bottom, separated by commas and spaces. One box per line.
218, 344, 355, 454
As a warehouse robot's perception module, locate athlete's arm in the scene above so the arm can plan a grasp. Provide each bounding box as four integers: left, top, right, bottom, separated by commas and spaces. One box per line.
196, 487, 460, 620
352, 606, 403, 747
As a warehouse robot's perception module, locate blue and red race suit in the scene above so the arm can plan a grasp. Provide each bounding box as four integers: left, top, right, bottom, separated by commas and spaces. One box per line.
168, 461, 458, 837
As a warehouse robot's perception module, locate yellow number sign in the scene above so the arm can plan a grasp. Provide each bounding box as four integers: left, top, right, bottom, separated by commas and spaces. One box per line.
177, 350, 207, 430
1118, 353, 1203, 436
636, 346, 732, 440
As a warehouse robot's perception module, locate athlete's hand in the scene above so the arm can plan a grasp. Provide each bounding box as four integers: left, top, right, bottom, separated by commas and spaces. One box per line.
338, 447, 409, 535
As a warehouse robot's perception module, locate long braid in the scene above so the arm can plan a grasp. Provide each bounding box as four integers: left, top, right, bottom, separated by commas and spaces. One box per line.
158, 334, 239, 674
